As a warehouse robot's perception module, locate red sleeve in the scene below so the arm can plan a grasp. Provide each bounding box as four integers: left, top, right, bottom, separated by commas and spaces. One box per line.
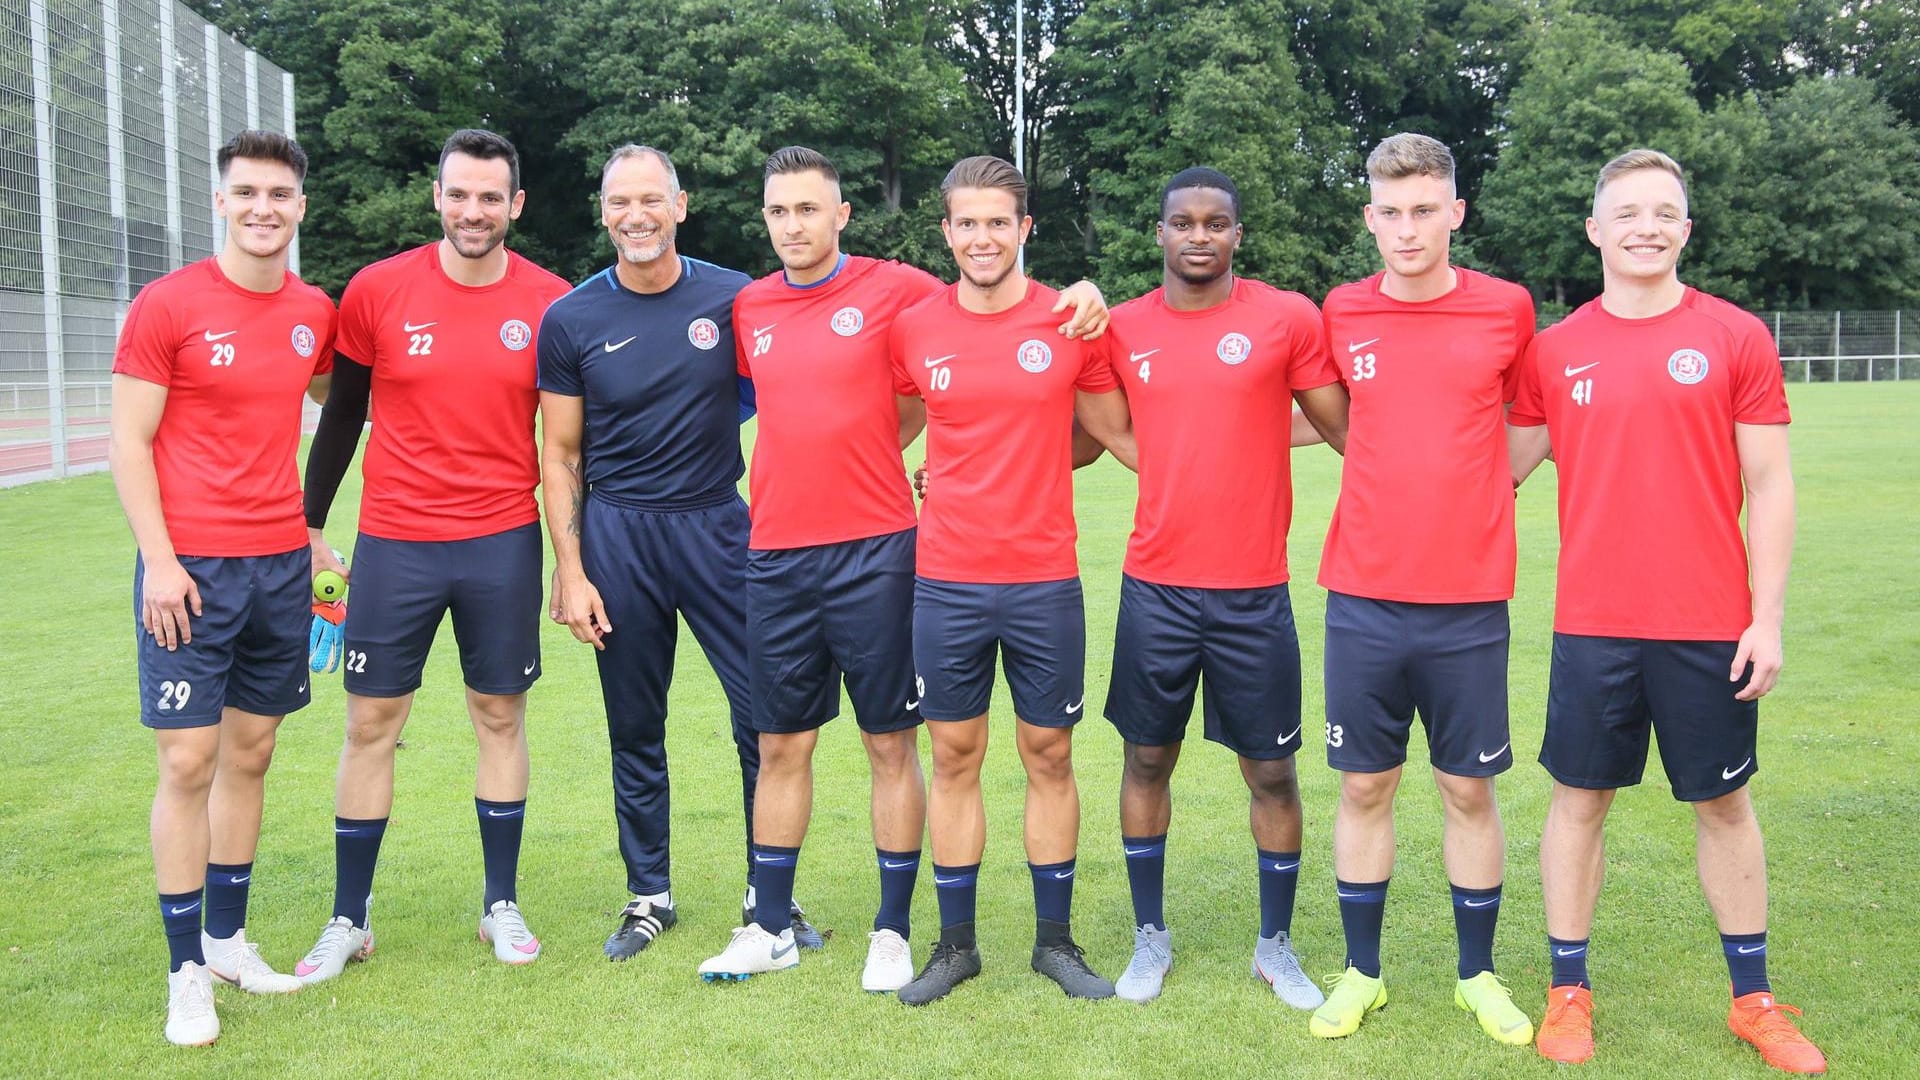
1320, 293, 1352, 389
1288, 295, 1340, 390
1731, 319, 1791, 425
1508, 336, 1546, 426
1501, 290, 1537, 403
889, 315, 919, 398
311, 300, 337, 376
732, 293, 753, 378
335, 268, 377, 366
1074, 333, 1118, 392
895, 262, 947, 302
111, 282, 179, 386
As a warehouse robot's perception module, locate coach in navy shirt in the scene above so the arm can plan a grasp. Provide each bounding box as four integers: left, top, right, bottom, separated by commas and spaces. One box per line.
537, 144, 812, 963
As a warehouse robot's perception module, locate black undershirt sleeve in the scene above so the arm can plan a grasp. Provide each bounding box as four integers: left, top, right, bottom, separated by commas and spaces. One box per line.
303, 353, 371, 529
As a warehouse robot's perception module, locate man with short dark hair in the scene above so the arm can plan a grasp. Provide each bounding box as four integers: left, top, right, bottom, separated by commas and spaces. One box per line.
293, 128, 571, 984
1103, 166, 1347, 1008
109, 128, 335, 1045
696, 146, 1107, 990
888, 155, 1132, 1006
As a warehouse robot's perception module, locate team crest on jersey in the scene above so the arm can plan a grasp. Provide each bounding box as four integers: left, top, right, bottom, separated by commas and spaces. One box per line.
1016, 338, 1053, 373
1217, 332, 1253, 365
499, 319, 533, 351
290, 324, 316, 358
1667, 348, 1709, 385
831, 306, 864, 337
687, 317, 720, 350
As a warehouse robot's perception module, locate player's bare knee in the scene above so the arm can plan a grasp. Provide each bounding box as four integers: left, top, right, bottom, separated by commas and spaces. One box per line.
1435, 772, 1498, 820
758, 730, 816, 777
863, 729, 921, 781
156, 740, 217, 795
1122, 742, 1178, 788
1244, 756, 1301, 807
930, 727, 987, 778
1692, 786, 1756, 832
343, 708, 405, 755
466, 691, 526, 742
1339, 769, 1399, 812
1016, 728, 1075, 784
1548, 783, 1615, 827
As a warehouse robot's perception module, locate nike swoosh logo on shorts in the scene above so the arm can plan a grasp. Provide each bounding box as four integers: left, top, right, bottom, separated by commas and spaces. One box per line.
1565, 362, 1601, 376
1347, 337, 1380, 353
1064, 700, 1084, 714
1129, 349, 1160, 363
523, 662, 536, 675
202, 329, 237, 342
604, 336, 637, 352
905, 698, 920, 710
1722, 757, 1753, 780
924, 354, 956, 368
1479, 743, 1510, 763
1277, 725, 1302, 745
298, 682, 307, 694
403, 320, 438, 333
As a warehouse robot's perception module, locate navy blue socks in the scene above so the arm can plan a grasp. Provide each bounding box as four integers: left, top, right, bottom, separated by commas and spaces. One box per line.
1029, 859, 1077, 926
159, 889, 204, 972
933, 862, 979, 948
1258, 849, 1301, 937
1337, 877, 1389, 977
874, 848, 920, 938
332, 817, 387, 928
1722, 931, 1771, 997
203, 862, 252, 940
1451, 882, 1502, 979
1549, 935, 1591, 988
475, 798, 525, 911
1123, 835, 1167, 929
751, 844, 800, 935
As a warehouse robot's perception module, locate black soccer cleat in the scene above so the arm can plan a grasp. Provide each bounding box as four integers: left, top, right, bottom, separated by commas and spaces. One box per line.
742, 900, 825, 950
897, 941, 982, 1006
1032, 938, 1115, 1000
605, 899, 677, 962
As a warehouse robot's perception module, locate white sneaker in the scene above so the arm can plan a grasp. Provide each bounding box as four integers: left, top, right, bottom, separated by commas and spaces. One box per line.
295, 915, 374, 984
697, 922, 798, 981
1253, 930, 1325, 1010
164, 962, 219, 1046
1115, 925, 1173, 1002
861, 928, 913, 992
203, 929, 302, 994
478, 900, 541, 964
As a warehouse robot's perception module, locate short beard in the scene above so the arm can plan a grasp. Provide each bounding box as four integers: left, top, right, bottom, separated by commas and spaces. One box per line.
443, 222, 504, 260
616, 228, 674, 265
960, 259, 1016, 294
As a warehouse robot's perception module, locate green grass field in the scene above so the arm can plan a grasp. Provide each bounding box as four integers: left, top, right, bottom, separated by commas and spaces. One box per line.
1, 383, 1916, 1078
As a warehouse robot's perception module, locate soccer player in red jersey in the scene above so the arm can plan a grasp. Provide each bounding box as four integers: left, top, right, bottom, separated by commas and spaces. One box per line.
697, 147, 1107, 989
1101, 167, 1347, 1008
1510, 150, 1822, 1074
292, 130, 571, 983
1308, 134, 1538, 1044
887, 156, 1133, 1005
108, 130, 335, 1046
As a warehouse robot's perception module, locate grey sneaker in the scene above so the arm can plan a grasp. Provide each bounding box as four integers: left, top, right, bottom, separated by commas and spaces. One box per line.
1114, 925, 1172, 1002
1252, 930, 1325, 1010
1032, 938, 1115, 1000
898, 941, 982, 1006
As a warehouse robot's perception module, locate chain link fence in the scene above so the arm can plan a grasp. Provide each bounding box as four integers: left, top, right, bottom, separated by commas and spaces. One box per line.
1, 0, 294, 486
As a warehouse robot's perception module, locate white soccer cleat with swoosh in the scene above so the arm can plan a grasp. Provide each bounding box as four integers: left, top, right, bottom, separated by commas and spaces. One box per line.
698, 922, 799, 981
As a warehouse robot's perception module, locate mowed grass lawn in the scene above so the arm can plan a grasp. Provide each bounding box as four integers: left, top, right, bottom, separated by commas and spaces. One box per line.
0, 382, 1915, 1079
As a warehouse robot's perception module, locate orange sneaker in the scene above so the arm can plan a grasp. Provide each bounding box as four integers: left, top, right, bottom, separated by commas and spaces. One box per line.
1537, 984, 1595, 1063
1728, 990, 1827, 1074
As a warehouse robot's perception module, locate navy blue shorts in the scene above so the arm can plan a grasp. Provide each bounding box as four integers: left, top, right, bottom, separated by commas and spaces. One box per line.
912, 576, 1085, 727
1540, 633, 1759, 802
1323, 592, 1512, 776
748, 528, 920, 735
1105, 576, 1303, 759
134, 548, 311, 728
341, 523, 543, 697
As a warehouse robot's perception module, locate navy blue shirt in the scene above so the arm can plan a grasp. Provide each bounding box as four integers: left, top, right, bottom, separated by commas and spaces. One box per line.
538, 257, 755, 507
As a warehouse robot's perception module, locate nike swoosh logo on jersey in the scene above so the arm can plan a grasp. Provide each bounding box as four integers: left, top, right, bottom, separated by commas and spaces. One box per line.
202, 329, 237, 342
1347, 337, 1380, 353
1722, 757, 1753, 781
1736, 944, 1767, 954
1277, 725, 1302, 746
403, 320, 438, 333
1064, 699, 1084, 714
1479, 743, 1510, 763
604, 336, 637, 352
924, 354, 956, 367
1129, 349, 1160, 363
1463, 896, 1499, 908
752, 324, 776, 337
1565, 362, 1601, 376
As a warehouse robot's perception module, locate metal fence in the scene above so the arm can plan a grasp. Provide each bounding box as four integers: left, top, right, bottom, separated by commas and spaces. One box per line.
1, 0, 295, 486
1763, 310, 1916, 383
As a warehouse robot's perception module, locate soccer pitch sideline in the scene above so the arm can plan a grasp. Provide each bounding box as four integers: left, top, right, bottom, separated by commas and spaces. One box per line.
0, 382, 1914, 1079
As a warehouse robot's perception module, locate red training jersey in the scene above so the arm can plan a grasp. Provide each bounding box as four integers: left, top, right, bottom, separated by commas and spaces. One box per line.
1108, 279, 1339, 588
1319, 268, 1536, 602
335, 244, 571, 541
112, 258, 335, 557
1509, 287, 1789, 640
890, 281, 1118, 583
734, 257, 943, 550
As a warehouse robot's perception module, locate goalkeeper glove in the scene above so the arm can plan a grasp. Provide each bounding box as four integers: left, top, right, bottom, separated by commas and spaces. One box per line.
310, 599, 347, 673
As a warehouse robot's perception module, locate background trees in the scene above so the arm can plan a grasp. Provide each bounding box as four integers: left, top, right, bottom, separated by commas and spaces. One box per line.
190, 0, 1920, 309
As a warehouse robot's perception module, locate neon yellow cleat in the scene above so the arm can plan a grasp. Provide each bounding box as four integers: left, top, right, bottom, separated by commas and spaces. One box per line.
1309, 967, 1387, 1038
1455, 971, 1535, 1046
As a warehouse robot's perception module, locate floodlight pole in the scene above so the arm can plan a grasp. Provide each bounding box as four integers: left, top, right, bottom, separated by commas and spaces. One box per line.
1014, 0, 1025, 272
